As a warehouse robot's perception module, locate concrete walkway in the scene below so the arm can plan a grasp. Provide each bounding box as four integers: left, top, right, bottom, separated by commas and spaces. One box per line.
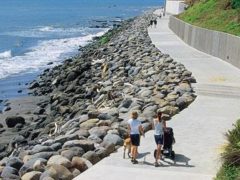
75, 11, 240, 180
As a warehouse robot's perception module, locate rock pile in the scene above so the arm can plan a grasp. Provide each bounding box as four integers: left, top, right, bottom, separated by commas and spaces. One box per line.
0, 12, 196, 179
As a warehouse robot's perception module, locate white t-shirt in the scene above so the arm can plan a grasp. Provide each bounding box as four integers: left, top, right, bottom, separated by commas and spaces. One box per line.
128, 118, 141, 135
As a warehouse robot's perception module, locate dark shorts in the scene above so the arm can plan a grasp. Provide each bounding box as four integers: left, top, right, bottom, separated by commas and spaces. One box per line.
130, 134, 140, 146
154, 134, 164, 145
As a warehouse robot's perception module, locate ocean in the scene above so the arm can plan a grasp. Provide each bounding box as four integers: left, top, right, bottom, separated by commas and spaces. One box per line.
0, 0, 163, 109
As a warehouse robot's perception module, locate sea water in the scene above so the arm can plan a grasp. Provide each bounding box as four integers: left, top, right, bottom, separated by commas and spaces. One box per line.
0, 0, 163, 107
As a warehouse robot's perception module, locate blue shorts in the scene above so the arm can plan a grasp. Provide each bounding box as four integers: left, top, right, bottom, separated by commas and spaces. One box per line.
130, 134, 140, 146
154, 134, 164, 145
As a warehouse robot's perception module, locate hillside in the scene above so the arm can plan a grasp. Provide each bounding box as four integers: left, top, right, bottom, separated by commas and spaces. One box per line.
178, 0, 240, 36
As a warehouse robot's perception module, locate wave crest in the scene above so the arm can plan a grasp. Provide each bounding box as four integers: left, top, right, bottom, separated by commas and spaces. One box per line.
0, 50, 12, 59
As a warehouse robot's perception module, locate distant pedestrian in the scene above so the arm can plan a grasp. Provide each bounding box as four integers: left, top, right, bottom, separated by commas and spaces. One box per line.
159, 13, 162, 19
150, 19, 153, 28
154, 19, 157, 28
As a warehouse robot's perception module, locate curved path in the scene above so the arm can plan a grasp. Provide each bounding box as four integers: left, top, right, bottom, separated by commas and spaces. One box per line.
75, 11, 240, 180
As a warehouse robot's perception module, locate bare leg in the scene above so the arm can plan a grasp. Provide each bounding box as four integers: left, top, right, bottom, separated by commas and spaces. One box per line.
156, 144, 162, 163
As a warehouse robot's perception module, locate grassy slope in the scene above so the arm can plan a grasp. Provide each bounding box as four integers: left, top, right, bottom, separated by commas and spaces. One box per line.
178, 0, 240, 36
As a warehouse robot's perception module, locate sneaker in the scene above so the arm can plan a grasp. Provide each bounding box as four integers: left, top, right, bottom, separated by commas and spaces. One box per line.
154, 162, 159, 167
132, 159, 138, 164
131, 157, 134, 162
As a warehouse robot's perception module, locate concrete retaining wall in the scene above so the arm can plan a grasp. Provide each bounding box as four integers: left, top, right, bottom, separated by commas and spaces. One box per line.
169, 16, 240, 68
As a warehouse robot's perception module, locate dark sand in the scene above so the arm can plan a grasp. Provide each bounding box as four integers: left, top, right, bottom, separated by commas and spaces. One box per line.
0, 95, 48, 145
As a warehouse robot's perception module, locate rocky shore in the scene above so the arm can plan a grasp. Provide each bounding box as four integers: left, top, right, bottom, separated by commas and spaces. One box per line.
0, 11, 196, 180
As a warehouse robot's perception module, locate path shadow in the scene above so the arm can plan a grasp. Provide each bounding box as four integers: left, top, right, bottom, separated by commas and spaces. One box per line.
162, 153, 195, 168
137, 152, 151, 159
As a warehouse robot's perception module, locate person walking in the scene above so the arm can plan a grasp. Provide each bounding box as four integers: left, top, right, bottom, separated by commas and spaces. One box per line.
128, 111, 145, 164
153, 19, 157, 28
150, 19, 153, 28
153, 111, 166, 167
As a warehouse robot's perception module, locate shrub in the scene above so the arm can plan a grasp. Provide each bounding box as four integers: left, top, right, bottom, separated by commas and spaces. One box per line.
232, 0, 240, 9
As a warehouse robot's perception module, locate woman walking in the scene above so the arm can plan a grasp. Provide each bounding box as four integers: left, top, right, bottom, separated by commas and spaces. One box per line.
128, 111, 144, 164
153, 111, 166, 167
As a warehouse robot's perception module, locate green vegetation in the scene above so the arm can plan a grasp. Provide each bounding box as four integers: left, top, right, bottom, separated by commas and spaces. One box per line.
179, 0, 240, 36
216, 119, 240, 180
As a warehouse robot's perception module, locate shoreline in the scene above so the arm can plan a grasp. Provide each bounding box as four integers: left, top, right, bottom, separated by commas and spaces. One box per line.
0, 10, 197, 179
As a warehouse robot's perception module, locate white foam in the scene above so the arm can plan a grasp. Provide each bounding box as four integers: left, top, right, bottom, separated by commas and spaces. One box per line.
1, 26, 97, 38
0, 30, 108, 79
0, 50, 12, 59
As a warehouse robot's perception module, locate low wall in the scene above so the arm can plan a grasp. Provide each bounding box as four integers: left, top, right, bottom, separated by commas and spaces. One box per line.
169, 16, 240, 68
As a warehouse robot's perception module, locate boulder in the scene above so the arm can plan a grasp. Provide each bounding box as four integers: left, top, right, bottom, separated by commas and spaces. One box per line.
6, 157, 24, 170
160, 106, 179, 116
97, 113, 112, 120
76, 129, 90, 137
119, 98, 132, 108
5, 116, 25, 128
71, 157, 92, 172
80, 119, 99, 130
103, 134, 123, 146
47, 155, 72, 168
62, 140, 94, 152
21, 171, 42, 180
1, 166, 19, 179
88, 126, 110, 139
82, 151, 101, 165
89, 133, 102, 142
28, 152, 58, 161
30, 145, 54, 155
40, 164, 73, 180
19, 158, 47, 177
60, 147, 85, 161
66, 72, 77, 82
100, 141, 115, 154
33, 159, 46, 172
54, 134, 79, 144
50, 143, 62, 151
71, 168, 81, 177
95, 147, 108, 159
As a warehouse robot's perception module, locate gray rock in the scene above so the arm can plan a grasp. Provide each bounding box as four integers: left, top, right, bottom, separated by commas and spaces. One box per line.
119, 99, 132, 108
62, 140, 94, 152
50, 143, 62, 151
60, 147, 85, 161
66, 72, 77, 82
88, 126, 110, 139
21, 171, 42, 180
103, 134, 123, 146
6, 157, 23, 170
88, 135, 102, 143
76, 129, 90, 137
100, 141, 115, 154
47, 155, 72, 168
54, 134, 79, 144
29, 152, 58, 161
71, 157, 92, 172
30, 145, 54, 155
82, 151, 101, 165
19, 158, 47, 177
97, 113, 112, 120
95, 147, 108, 159
5, 116, 25, 128
40, 164, 73, 180
1, 166, 19, 179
